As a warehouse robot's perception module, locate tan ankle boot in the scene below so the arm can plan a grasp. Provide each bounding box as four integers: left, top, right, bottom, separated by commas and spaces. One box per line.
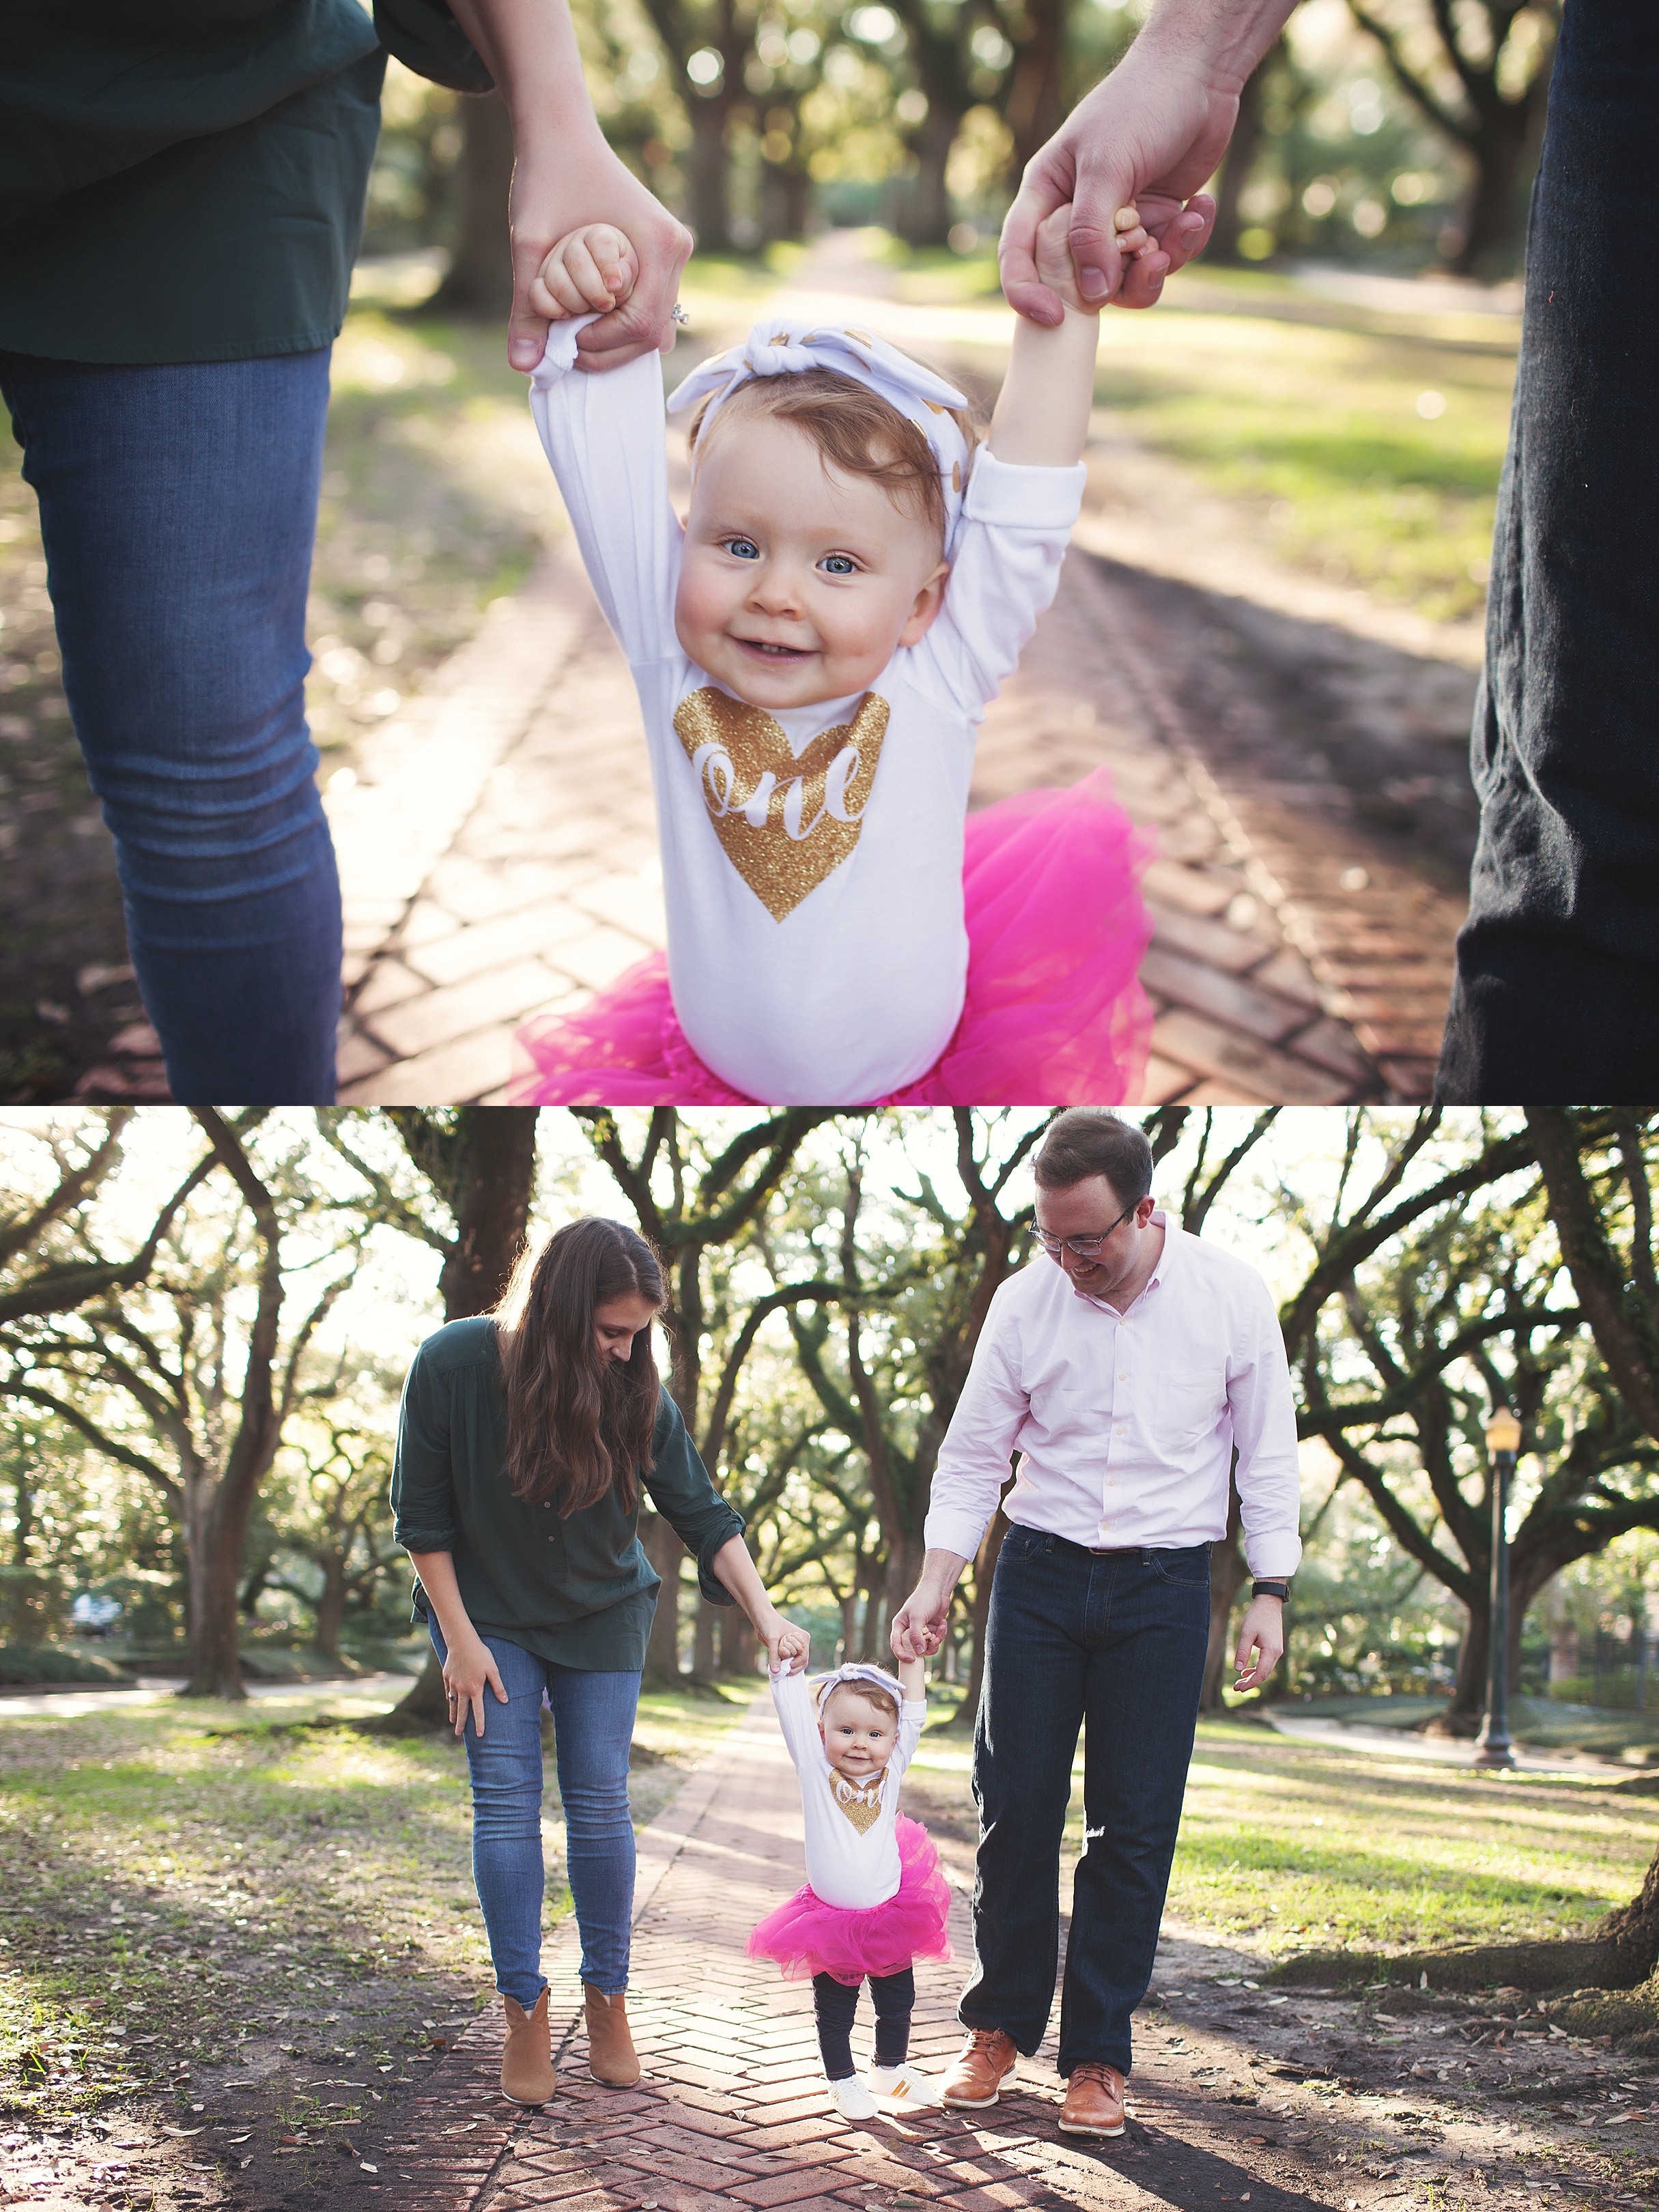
500, 1988, 556, 2105
583, 1983, 640, 2087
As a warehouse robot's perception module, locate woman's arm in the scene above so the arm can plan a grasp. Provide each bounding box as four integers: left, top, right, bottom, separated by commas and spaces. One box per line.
711, 1536, 809, 1675
408, 1549, 509, 1738
448, 0, 692, 372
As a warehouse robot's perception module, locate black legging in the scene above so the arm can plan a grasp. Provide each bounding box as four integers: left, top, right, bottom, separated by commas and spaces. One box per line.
812, 1968, 914, 2080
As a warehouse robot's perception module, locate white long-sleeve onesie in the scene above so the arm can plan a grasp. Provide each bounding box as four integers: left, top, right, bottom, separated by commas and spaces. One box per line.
529, 325, 1086, 1105
770, 1669, 926, 1912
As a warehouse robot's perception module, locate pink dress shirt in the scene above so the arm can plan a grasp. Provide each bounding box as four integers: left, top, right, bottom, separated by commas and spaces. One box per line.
922, 1212, 1303, 1576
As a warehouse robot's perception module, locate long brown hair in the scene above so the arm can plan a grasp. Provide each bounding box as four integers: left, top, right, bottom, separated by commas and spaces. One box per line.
492, 1218, 664, 1516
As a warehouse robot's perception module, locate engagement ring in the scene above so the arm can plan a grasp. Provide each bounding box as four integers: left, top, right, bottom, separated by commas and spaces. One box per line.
671, 302, 690, 326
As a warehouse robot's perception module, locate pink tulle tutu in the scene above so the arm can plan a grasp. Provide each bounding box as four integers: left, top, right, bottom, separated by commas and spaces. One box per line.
746, 1815, 954, 1987
508, 769, 1154, 1106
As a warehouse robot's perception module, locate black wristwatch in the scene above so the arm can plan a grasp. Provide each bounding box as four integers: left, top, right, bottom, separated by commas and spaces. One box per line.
1251, 1580, 1290, 1602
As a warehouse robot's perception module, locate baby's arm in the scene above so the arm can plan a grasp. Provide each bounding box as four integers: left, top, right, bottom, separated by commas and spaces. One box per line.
897, 1654, 926, 1705
529, 223, 639, 322
989, 205, 1150, 468
526, 224, 679, 667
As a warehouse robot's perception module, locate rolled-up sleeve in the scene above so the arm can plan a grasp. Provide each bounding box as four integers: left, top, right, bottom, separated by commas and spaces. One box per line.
924, 1287, 1027, 1559
1228, 1279, 1303, 1578
391, 1341, 459, 1554
642, 1391, 746, 1603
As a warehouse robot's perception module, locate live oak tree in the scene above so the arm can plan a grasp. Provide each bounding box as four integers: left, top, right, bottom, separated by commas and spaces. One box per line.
572, 1107, 838, 1681
323, 1105, 540, 1729
1344, 0, 1557, 275
1, 1111, 363, 1699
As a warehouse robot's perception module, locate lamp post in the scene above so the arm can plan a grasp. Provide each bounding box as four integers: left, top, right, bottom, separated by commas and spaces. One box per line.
1474, 1406, 1523, 1771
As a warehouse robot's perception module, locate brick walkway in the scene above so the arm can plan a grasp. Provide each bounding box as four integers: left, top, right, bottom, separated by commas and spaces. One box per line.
330, 532, 1400, 1109
370, 1699, 1318, 2212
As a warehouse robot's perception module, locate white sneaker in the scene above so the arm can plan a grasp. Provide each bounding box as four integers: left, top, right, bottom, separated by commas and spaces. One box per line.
828, 2074, 878, 2120
869, 2065, 937, 2109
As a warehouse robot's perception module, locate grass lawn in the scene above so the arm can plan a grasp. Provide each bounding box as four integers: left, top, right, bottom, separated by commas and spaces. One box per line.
0, 1677, 749, 2123
907, 1716, 1658, 1964
1088, 301, 1516, 624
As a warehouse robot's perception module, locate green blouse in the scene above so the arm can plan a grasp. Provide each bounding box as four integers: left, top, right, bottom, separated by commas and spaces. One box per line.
0, 0, 485, 367
390, 1316, 746, 1671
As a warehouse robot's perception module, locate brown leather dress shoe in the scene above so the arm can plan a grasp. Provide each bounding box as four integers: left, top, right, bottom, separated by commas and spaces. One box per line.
1059, 2060, 1126, 2138
500, 1989, 556, 2105
940, 2027, 1019, 2108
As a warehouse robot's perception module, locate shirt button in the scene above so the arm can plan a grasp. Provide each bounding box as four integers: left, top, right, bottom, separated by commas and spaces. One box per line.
1115, 1425, 1124, 1436
1120, 1372, 1129, 1380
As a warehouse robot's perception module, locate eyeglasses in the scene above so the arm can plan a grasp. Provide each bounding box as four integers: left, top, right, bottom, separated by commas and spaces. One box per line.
1035, 1204, 1135, 1261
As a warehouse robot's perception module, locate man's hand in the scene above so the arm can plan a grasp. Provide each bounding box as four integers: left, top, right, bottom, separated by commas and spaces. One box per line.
891, 1550, 967, 1660
1233, 1595, 1284, 1694
999, 0, 1295, 324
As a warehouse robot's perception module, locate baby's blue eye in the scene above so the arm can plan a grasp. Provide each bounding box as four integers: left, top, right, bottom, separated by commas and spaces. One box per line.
723, 537, 760, 560
819, 554, 857, 575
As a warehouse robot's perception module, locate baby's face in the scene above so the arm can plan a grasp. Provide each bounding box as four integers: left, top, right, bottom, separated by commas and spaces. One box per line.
819, 1688, 898, 1781
675, 413, 949, 711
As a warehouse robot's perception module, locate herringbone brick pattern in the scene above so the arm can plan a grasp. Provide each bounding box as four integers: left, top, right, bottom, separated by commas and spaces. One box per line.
380, 1703, 1321, 2212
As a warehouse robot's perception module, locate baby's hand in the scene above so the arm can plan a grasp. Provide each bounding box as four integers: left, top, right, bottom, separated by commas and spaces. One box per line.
1034, 203, 1154, 313
528, 223, 639, 322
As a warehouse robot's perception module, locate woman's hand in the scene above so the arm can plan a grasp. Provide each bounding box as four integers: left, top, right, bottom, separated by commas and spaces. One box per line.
760, 1615, 810, 1675
509, 138, 691, 373
443, 1629, 509, 1738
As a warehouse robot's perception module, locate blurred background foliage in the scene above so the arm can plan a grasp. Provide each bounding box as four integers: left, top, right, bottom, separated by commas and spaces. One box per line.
362, 0, 1557, 276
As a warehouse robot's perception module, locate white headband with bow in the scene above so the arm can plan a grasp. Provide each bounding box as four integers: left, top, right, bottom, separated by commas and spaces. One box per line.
814, 1661, 909, 1707
668, 317, 974, 548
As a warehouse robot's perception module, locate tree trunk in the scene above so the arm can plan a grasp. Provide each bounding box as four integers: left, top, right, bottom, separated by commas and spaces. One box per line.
896, 105, 961, 247
441, 1109, 539, 1317
190, 1484, 261, 1699
692, 1593, 720, 1681
1208, 45, 1273, 263
379, 1106, 539, 1731
1001, 0, 1069, 180
642, 1512, 683, 1684
315, 1557, 347, 1662
1200, 1485, 1248, 1710
431, 91, 516, 317
687, 98, 733, 251
1452, 100, 1533, 278
720, 1604, 756, 1678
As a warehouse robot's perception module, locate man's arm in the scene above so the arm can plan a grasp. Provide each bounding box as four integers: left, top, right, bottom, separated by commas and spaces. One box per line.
448, 0, 691, 372
891, 1548, 972, 1662
1226, 1274, 1303, 1693
999, 0, 1298, 325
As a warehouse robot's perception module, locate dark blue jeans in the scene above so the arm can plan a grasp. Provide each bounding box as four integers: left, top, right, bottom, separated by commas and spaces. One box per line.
0, 350, 341, 1103
1436, 0, 1659, 1100
963, 1529, 1209, 2077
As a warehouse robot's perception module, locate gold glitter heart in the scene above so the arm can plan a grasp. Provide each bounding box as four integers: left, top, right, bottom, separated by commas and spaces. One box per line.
831, 1774, 884, 1836
672, 687, 890, 922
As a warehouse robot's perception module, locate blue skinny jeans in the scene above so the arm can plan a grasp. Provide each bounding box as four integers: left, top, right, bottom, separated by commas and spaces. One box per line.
430, 1621, 639, 2007
0, 350, 341, 1103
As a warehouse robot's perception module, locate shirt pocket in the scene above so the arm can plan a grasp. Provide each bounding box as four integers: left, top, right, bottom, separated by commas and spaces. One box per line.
1025, 1380, 1096, 1443
1158, 1370, 1224, 1445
